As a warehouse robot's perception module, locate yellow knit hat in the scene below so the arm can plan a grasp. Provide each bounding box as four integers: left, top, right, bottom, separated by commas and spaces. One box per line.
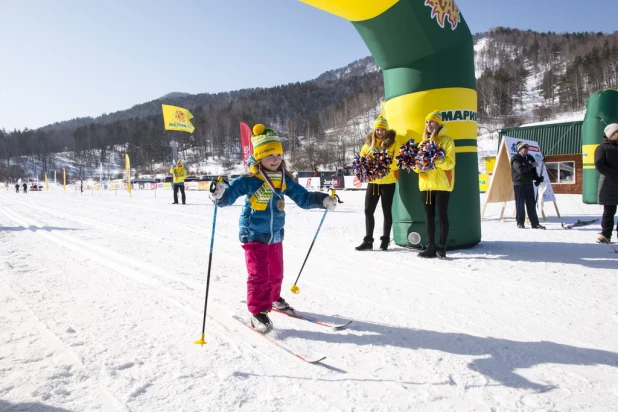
425, 110, 443, 127
251, 124, 283, 162
373, 114, 389, 130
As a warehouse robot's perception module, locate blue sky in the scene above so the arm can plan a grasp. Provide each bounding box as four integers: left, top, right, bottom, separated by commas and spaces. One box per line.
1, 0, 616, 131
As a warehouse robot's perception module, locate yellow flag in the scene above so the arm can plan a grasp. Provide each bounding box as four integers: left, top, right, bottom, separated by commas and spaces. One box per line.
162, 104, 195, 133
125, 154, 132, 194
44, 173, 49, 192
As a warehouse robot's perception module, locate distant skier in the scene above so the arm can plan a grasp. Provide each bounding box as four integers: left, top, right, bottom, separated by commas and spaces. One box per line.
595, 123, 618, 244
210, 124, 337, 333
22, 182, 27, 194
15, 183, 19, 193
169, 159, 187, 204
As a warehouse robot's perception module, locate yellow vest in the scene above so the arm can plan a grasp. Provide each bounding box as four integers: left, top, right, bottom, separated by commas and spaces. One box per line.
170, 166, 187, 183
415, 128, 456, 192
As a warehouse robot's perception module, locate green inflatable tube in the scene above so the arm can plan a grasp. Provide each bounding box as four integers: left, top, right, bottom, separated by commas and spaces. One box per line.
582, 89, 618, 204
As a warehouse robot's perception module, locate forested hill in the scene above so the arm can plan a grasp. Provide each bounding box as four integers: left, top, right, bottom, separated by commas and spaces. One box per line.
474, 28, 618, 127
1, 28, 617, 180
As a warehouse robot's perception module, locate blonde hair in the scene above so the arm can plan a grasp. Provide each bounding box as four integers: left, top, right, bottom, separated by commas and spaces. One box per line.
423, 125, 441, 140
370, 129, 386, 149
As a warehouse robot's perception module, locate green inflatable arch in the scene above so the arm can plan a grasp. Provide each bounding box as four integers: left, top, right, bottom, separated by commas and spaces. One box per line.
301, 0, 481, 248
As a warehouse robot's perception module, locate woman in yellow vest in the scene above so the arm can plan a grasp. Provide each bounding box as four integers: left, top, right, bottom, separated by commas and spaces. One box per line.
356, 115, 398, 251
414, 111, 455, 259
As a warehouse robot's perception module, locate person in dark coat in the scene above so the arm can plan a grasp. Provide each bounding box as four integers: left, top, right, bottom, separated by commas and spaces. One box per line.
594, 123, 618, 244
510, 141, 545, 229
22, 182, 27, 194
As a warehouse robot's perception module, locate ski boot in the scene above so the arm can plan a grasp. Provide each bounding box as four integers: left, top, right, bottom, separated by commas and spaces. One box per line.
250, 311, 273, 333
272, 297, 296, 315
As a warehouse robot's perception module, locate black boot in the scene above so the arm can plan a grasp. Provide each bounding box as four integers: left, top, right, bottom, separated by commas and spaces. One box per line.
250, 311, 273, 334
355, 236, 373, 251
418, 244, 437, 258
436, 243, 446, 259
379, 236, 390, 251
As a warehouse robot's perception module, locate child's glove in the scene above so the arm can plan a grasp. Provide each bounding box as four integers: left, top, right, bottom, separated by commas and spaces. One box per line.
209, 182, 225, 200
323, 196, 337, 211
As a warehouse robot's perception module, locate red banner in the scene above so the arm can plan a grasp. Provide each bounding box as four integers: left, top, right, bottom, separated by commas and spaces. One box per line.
240, 122, 253, 167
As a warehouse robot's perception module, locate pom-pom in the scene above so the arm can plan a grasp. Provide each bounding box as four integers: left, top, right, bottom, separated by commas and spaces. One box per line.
352, 149, 393, 182
415, 140, 445, 171
252, 124, 265, 136
396, 139, 419, 172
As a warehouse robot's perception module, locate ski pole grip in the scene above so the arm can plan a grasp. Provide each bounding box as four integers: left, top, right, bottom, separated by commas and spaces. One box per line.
210, 176, 223, 193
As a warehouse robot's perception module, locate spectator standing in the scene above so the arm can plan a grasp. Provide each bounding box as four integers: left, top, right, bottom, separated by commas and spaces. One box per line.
510, 141, 545, 230
355, 114, 399, 251
169, 159, 187, 204
594, 123, 618, 244
413, 111, 456, 258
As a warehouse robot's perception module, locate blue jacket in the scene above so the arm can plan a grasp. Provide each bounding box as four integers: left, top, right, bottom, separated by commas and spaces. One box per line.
215, 175, 329, 244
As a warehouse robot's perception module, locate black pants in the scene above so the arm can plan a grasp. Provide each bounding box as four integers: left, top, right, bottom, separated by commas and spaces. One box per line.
364, 183, 396, 240
173, 184, 186, 204
601, 205, 617, 239
421, 191, 450, 247
514, 184, 539, 226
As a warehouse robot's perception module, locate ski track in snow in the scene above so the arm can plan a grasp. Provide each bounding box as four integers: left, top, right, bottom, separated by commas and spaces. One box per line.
0, 194, 420, 410
1, 190, 617, 411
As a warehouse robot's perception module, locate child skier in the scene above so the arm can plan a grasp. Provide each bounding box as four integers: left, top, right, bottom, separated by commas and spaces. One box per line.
210, 124, 337, 333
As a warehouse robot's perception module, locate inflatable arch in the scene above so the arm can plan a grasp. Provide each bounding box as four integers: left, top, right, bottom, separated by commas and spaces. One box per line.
582, 89, 618, 204
301, 0, 481, 248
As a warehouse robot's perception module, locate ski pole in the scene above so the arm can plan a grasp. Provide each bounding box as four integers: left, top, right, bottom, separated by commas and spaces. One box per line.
290, 189, 338, 295
195, 177, 223, 346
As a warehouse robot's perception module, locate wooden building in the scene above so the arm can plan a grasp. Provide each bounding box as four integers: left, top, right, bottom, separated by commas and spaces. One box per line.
498, 121, 583, 194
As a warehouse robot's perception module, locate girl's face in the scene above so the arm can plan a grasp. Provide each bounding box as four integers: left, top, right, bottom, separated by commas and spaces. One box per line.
375, 128, 386, 138
260, 154, 282, 172
425, 120, 438, 134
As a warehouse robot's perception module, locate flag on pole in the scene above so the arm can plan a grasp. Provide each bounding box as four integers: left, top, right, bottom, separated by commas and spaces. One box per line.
240, 122, 253, 167
44, 173, 49, 192
125, 154, 132, 194
162, 104, 195, 133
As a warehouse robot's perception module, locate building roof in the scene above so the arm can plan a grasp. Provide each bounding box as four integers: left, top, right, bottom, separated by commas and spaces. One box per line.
498, 121, 583, 155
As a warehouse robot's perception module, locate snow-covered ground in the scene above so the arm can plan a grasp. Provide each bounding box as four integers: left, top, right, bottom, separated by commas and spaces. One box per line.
1, 188, 617, 411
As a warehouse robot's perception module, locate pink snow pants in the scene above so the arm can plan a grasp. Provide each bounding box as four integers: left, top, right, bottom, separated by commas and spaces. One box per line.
242, 242, 284, 315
